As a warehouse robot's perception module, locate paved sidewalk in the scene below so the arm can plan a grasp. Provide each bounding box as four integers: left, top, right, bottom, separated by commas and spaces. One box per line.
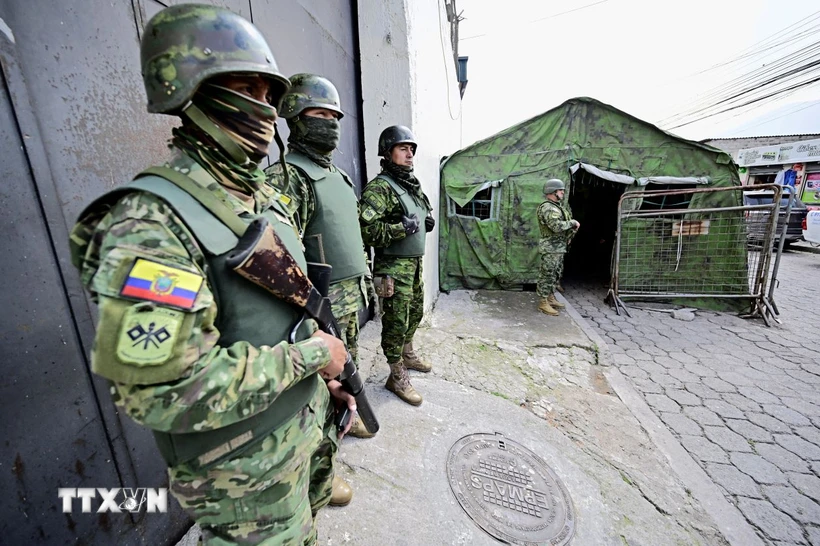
178, 287, 779, 546
318, 290, 735, 545
564, 250, 820, 546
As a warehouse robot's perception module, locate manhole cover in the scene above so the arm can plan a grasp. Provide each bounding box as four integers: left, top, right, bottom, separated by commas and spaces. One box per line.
446, 433, 575, 545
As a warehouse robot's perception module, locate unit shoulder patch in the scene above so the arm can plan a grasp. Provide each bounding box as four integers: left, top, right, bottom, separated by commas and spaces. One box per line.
361, 205, 378, 223
120, 258, 203, 310
116, 305, 183, 366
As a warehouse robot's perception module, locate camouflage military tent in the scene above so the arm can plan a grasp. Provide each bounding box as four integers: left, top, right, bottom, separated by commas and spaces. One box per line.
439, 97, 742, 293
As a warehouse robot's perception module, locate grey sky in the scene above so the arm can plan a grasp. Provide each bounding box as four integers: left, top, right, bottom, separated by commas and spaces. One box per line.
458, 0, 820, 145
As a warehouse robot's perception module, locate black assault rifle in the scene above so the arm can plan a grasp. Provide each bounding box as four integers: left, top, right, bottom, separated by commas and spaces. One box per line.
225, 217, 379, 435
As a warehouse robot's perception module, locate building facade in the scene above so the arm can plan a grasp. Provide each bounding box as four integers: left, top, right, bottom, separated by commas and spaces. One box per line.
703, 135, 820, 207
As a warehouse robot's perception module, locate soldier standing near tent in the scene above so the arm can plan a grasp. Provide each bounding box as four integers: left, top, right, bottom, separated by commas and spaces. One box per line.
359, 126, 434, 406
265, 73, 375, 451
537, 179, 580, 315
555, 198, 575, 293
69, 5, 353, 543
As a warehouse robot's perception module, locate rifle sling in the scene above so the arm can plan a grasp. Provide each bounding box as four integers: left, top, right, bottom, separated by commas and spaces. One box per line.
140, 166, 248, 237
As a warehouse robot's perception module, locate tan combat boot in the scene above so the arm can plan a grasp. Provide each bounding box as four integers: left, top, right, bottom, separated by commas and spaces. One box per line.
547, 293, 565, 309
330, 475, 353, 506
555, 282, 565, 293
402, 341, 432, 372
347, 415, 375, 439
385, 360, 423, 406
538, 297, 559, 316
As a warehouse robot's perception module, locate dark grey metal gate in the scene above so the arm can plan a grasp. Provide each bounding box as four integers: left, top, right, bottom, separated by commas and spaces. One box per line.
609, 184, 784, 326
0, 1, 365, 544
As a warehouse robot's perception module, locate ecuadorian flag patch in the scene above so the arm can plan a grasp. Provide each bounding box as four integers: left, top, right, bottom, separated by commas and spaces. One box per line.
120, 258, 203, 310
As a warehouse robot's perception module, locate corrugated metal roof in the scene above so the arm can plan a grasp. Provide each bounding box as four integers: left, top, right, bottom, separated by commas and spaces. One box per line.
700, 134, 820, 142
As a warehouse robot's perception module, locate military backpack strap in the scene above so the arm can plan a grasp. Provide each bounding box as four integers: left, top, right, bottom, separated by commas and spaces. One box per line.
139, 166, 247, 237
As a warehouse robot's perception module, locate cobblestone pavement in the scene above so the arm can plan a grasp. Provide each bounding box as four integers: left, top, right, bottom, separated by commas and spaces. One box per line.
564, 249, 820, 546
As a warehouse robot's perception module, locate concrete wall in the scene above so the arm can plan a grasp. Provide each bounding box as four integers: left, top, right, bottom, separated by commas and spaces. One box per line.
357, 0, 462, 313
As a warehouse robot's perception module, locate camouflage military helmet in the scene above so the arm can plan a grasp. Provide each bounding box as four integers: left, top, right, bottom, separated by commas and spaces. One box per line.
544, 179, 565, 195
378, 125, 417, 156
279, 73, 344, 120
140, 4, 290, 114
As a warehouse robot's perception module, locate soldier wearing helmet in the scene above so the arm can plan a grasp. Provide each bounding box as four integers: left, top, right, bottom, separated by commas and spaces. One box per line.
68, 5, 352, 544
359, 126, 434, 406
265, 74, 374, 496
536, 179, 580, 315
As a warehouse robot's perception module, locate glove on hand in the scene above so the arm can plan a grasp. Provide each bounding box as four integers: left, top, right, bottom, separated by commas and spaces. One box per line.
425, 215, 435, 232
401, 214, 420, 235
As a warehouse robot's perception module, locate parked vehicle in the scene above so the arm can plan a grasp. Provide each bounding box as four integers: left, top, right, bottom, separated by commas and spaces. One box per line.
803, 210, 820, 245
743, 188, 808, 248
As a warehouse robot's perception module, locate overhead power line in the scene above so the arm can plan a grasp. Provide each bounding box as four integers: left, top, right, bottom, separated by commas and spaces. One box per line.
657, 9, 820, 130
659, 49, 820, 126
688, 9, 820, 77
658, 37, 820, 124
731, 100, 820, 133
460, 0, 610, 42
667, 75, 820, 130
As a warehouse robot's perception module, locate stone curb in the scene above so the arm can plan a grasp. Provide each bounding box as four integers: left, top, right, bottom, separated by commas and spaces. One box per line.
554, 291, 612, 367
604, 368, 764, 546
554, 292, 763, 546
788, 242, 820, 255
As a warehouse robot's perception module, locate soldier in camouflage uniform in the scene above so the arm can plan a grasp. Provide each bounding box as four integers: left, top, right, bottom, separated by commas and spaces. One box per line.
68, 5, 354, 544
555, 200, 575, 293
359, 126, 434, 406
265, 75, 374, 448
536, 179, 580, 316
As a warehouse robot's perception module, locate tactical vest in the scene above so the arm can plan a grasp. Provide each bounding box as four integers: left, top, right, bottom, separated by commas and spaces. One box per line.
378, 173, 429, 258
115, 170, 317, 469
538, 200, 573, 254
286, 152, 368, 283
537, 200, 571, 237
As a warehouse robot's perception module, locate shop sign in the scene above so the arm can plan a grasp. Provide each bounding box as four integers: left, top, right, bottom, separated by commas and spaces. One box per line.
736, 138, 820, 167
801, 172, 820, 205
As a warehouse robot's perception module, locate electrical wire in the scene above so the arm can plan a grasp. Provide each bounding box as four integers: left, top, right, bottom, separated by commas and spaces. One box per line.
665, 57, 820, 124
657, 9, 820, 128
730, 100, 819, 133
688, 9, 820, 76
661, 63, 820, 129
658, 42, 820, 125
668, 75, 820, 130
460, 0, 610, 41
437, 0, 462, 120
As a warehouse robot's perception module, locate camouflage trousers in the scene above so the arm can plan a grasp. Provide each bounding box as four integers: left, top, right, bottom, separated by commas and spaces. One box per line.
336, 310, 360, 368
169, 378, 339, 546
379, 259, 424, 363
537, 252, 565, 297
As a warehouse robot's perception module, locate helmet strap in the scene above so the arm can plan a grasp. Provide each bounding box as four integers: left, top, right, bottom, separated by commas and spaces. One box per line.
273, 122, 289, 189
182, 103, 251, 166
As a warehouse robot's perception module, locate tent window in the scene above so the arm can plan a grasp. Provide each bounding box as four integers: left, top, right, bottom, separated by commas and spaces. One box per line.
639, 183, 696, 210
448, 187, 498, 220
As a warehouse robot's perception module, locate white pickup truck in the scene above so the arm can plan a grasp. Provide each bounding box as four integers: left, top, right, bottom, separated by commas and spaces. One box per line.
803, 210, 820, 245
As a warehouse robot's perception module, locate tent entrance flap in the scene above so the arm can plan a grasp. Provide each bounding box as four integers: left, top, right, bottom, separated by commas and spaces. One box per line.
565, 166, 628, 282
570, 162, 635, 185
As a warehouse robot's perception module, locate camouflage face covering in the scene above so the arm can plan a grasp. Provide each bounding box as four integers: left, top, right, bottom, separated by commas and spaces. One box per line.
196, 84, 277, 163
287, 116, 340, 168
380, 158, 415, 184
